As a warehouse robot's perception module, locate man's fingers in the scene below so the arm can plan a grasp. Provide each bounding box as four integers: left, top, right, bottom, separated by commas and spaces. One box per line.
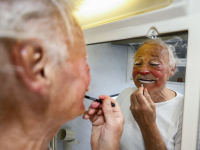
102, 98, 115, 125
136, 87, 149, 106
90, 101, 101, 108
88, 107, 98, 115
99, 95, 120, 110
83, 111, 90, 119
89, 114, 100, 122
99, 95, 124, 118
131, 91, 139, 106
83, 102, 102, 120
83, 110, 104, 124
97, 109, 103, 115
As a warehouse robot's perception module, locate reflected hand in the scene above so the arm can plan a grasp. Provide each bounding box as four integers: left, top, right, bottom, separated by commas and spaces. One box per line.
130, 87, 156, 128
83, 95, 124, 150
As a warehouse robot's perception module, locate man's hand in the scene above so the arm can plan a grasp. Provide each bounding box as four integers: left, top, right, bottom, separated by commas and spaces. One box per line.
130, 87, 156, 128
130, 87, 167, 150
83, 95, 124, 150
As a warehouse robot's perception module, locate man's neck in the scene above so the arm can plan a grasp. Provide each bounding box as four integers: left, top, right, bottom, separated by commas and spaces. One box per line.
149, 87, 176, 103
0, 116, 61, 150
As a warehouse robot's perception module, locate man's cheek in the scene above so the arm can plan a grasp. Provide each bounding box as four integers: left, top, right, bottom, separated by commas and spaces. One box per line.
148, 68, 162, 77
151, 71, 165, 86
132, 69, 139, 78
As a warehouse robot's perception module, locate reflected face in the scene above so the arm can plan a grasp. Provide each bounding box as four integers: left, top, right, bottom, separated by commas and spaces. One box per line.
132, 44, 173, 93
50, 24, 90, 121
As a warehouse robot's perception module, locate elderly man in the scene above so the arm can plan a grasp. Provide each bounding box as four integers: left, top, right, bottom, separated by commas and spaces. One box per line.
115, 39, 183, 150
0, 0, 124, 150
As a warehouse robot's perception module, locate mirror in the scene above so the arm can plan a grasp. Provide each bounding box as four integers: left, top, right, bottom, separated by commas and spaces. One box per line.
85, 31, 188, 149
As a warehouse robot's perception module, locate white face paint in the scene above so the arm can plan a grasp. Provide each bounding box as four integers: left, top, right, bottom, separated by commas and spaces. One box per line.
139, 79, 155, 83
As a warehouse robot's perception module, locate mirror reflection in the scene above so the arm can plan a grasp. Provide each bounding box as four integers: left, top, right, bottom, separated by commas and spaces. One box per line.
84, 31, 187, 150
61, 31, 187, 150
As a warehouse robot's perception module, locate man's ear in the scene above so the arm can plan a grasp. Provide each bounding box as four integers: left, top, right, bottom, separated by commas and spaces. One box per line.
12, 39, 49, 95
169, 65, 176, 77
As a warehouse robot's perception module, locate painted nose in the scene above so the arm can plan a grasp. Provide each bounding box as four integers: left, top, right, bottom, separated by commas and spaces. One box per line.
139, 64, 150, 75
140, 71, 150, 75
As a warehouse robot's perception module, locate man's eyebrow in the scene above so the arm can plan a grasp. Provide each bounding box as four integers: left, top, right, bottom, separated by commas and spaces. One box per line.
151, 55, 159, 57
135, 56, 143, 59
136, 55, 159, 58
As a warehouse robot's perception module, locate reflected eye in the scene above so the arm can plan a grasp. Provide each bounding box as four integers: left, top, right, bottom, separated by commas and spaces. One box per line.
150, 62, 159, 66
134, 62, 141, 66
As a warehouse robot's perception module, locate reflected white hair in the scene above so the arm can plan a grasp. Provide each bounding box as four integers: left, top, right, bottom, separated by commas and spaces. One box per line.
0, 0, 81, 70
134, 38, 180, 71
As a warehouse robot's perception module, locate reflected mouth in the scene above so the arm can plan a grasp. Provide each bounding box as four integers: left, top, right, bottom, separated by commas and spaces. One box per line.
138, 79, 155, 83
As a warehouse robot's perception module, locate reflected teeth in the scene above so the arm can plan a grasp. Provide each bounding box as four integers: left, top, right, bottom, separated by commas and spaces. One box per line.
139, 79, 155, 83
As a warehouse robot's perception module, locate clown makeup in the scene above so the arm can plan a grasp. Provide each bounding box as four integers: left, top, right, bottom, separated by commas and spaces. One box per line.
132, 44, 174, 93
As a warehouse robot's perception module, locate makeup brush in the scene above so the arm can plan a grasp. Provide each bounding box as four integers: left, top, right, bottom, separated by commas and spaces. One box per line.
85, 95, 115, 107
140, 83, 145, 95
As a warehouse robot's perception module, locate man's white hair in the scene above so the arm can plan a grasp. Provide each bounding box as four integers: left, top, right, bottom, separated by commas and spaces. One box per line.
0, 0, 81, 70
134, 38, 180, 71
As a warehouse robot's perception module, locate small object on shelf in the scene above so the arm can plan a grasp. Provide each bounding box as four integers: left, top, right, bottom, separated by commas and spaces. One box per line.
177, 78, 182, 82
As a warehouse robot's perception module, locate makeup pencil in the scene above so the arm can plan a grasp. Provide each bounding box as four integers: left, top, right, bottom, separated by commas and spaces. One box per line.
85, 95, 115, 107
140, 83, 144, 95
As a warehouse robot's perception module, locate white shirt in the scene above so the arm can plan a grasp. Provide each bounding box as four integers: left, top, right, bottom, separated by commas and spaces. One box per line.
117, 87, 184, 150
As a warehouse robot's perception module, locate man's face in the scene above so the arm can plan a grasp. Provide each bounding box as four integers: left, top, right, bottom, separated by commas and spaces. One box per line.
49, 25, 91, 121
132, 44, 173, 94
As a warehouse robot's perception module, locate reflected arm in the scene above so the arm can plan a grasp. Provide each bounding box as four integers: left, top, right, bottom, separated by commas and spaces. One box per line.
140, 123, 167, 150
130, 87, 167, 150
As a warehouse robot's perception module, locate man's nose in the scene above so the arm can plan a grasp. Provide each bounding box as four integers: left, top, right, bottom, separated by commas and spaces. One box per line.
86, 61, 90, 71
140, 71, 150, 75
139, 65, 150, 75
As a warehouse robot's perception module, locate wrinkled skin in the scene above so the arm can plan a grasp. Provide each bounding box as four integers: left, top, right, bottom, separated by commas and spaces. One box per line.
133, 44, 174, 94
